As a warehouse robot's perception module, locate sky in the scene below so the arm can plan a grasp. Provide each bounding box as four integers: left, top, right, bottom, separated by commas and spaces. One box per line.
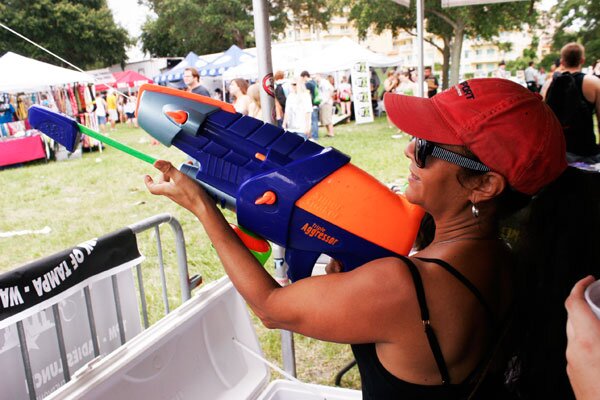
107, 0, 152, 38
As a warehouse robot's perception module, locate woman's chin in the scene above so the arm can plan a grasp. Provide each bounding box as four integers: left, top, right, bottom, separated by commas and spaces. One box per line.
403, 185, 421, 206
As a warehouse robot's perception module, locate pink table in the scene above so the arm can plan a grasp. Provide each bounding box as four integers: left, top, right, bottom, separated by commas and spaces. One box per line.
0, 135, 46, 167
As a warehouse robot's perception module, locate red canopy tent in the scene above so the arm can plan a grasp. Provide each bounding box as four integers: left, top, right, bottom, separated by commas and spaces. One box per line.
95, 70, 153, 92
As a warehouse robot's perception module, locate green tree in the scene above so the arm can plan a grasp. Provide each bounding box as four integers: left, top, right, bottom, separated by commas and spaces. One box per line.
0, 0, 131, 70
551, 0, 600, 63
140, 0, 332, 56
346, 0, 535, 87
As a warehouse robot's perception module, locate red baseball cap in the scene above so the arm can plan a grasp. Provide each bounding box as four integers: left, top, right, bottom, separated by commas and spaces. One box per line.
384, 78, 567, 195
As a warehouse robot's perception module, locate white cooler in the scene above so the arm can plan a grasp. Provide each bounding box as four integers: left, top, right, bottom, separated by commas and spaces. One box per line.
45, 277, 362, 400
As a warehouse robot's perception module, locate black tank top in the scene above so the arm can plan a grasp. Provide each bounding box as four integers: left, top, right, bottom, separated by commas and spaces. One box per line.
351, 255, 505, 400
565, 72, 599, 156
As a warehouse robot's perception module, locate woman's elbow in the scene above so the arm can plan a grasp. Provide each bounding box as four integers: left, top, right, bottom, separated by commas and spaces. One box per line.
254, 309, 281, 330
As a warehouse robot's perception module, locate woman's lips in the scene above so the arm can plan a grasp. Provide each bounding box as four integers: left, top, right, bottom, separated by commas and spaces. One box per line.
408, 168, 420, 183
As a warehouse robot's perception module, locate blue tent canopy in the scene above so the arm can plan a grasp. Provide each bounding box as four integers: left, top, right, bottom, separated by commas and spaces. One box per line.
154, 52, 209, 83
199, 45, 255, 77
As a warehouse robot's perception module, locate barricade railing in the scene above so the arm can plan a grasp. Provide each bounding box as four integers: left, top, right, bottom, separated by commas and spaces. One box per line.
0, 213, 198, 400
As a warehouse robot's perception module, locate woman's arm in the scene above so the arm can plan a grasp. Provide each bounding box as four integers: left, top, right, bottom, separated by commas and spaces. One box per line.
144, 160, 412, 344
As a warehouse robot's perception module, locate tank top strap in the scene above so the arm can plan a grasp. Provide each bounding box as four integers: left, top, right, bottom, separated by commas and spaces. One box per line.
397, 255, 452, 385
415, 257, 496, 326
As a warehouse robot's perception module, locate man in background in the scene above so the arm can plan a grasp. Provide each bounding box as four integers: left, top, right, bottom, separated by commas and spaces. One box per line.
183, 67, 210, 97
423, 66, 439, 98
301, 70, 320, 140
542, 42, 600, 162
525, 61, 539, 92
317, 74, 335, 137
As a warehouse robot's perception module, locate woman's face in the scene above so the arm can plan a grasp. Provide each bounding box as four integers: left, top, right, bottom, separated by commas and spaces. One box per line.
229, 81, 239, 96
403, 139, 470, 215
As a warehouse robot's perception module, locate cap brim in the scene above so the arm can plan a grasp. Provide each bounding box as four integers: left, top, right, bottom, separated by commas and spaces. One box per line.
383, 92, 462, 145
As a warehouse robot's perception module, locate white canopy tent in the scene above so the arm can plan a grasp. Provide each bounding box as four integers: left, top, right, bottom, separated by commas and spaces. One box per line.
222, 41, 326, 80
223, 38, 402, 80
296, 38, 403, 74
0, 52, 94, 93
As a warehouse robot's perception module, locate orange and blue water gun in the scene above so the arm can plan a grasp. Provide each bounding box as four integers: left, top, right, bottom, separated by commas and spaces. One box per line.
29, 85, 424, 281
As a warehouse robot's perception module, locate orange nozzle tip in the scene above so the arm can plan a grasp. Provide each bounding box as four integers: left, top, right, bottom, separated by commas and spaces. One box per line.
255, 191, 277, 205
255, 152, 266, 161
165, 110, 188, 125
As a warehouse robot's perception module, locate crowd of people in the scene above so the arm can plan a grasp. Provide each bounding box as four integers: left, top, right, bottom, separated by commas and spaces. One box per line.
190, 68, 352, 141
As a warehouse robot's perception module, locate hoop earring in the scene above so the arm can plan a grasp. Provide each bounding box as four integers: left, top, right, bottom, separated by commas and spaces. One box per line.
471, 203, 480, 218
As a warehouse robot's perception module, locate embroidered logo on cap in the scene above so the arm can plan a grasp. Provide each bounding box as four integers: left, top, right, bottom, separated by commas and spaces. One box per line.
460, 81, 475, 99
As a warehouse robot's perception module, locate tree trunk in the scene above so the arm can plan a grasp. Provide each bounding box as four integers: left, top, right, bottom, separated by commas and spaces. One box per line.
449, 22, 465, 86
442, 36, 451, 90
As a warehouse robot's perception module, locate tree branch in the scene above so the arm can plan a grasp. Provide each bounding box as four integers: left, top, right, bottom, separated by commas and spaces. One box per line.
426, 8, 458, 30
401, 28, 444, 53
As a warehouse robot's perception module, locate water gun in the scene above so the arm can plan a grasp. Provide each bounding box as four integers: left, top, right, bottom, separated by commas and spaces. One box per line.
26, 105, 272, 265
29, 85, 424, 281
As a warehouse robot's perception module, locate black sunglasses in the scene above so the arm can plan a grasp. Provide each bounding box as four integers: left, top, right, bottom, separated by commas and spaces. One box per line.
414, 138, 490, 172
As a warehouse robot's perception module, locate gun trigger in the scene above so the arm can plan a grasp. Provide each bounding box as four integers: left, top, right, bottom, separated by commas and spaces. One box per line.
255, 191, 277, 205
165, 110, 188, 125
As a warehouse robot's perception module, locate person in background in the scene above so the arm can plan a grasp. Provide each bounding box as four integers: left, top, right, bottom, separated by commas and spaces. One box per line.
495, 61, 508, 79
541, 42, 600, 162
317, 74, 335, 137
328, 75, 341, 116
424, 66, 439, 98
274, 70, 288, 128
384, 70, 399, 94
229, 78, 251, 115
338, 75, 352, 117
282, 77, 312, 139
0, 93, 16, 124
212, 88, 224, 101
395, 71, 417, 96
565, 276, 600, 400
300, 70, 320, 140
592, 60, 600, 79
383, 70, 399, 128
124, 93, 138, 128
106, 89, 118, 131
247, 83, 262, 120
537, 66, 547, 89
117, 95, 126, 124
95, 93, 108, 133
183, 67, 210, 97
525, 61, 539, 92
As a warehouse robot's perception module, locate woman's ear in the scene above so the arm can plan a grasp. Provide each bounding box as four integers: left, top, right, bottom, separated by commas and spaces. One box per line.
470, 172, 507, 204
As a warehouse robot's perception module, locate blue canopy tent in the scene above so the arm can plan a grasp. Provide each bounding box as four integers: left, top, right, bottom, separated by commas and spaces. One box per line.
153, 51, 209, 84
199, 45, 255, 77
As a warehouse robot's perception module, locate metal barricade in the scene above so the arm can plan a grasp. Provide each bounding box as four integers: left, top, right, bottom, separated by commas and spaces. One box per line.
6, 213, 198, 400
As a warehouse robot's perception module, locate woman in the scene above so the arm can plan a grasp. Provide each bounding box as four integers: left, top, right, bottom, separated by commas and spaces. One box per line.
145, 79, 599, 399
229, 78, 251, 115
282, 77, 312, 139
338, 75, 352, 116
246, 83, 262, 120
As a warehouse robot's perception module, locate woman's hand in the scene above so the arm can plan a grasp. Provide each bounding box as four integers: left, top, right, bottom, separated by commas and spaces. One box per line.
144, 160, 206, 215
565, 275, 600, 400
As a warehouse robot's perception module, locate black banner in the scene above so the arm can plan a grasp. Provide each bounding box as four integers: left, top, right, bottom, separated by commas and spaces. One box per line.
0, 227, 141, 326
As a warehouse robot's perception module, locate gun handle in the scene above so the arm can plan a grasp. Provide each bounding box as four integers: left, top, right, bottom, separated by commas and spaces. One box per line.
284, 249, 321, 282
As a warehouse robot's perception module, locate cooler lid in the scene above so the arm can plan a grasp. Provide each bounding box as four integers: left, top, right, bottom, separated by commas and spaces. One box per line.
46, 277, 270, 400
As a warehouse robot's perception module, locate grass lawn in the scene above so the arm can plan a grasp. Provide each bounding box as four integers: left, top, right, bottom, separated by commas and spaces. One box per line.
0, 116, 412, 389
